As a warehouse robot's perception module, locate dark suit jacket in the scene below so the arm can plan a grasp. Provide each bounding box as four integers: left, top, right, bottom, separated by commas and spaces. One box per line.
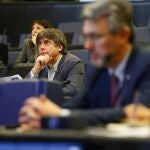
16, 38, 37, 63
66, 45, 150, 125
27, 52, 85, 99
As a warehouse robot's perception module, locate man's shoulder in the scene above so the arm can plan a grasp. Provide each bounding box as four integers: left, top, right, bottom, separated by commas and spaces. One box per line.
131, 44, 150, 63
126, 44, 150, 74
134, 44, 150, 56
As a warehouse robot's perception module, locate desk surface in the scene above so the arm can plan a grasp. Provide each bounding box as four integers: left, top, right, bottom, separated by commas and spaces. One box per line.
1, 127, 150, 150
0, 128, 86, 142
0, 126, 150, 143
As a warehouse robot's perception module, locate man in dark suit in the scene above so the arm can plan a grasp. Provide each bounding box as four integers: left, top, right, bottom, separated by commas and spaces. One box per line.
19, 0, 150, 130
26, 28, 85, 98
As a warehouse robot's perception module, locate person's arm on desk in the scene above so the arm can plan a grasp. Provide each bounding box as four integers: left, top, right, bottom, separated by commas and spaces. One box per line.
124, 103, 150, 121
19, 95, 70, 131
19, 97, 123, 131
19, 96, 150, 131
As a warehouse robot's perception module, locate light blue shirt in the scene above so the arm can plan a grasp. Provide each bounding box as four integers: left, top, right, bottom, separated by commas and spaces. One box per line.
109, 49, 132, 87
47, 55, 62, 81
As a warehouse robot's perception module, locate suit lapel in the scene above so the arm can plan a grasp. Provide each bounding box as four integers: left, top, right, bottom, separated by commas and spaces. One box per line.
86, 68, 111, 108
39, 68, 48, 78
120, 46, 149, 105
53, 54, 66, 80
97, 69, 111, 107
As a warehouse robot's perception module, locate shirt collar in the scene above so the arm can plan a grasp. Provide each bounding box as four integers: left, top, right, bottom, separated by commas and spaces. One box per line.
48, 55, 63, 72
109, 48, 132, 85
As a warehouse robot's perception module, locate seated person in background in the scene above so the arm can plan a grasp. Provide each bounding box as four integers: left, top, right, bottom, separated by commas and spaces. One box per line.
0, 43, 8, 66
16, 19, 52, 63
26, 28, 85, 99
19, 0, 150, 130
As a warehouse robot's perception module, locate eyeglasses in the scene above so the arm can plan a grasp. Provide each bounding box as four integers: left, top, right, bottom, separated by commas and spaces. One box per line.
38, 39, 54, 48
82, 32, 112, 42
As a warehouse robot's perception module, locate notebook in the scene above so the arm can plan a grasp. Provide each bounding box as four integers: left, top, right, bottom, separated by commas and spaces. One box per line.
0, 79, 62, 126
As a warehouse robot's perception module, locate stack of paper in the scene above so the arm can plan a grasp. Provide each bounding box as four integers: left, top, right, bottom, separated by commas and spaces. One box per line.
87, 123, 150, 138
0, 74, 22, 82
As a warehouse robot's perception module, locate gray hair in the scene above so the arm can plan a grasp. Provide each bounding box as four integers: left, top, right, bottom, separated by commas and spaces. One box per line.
82, 0, 134, 43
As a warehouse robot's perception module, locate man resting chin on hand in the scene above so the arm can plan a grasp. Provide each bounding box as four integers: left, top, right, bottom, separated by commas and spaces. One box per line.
31, 54, 51, 75
26, 28, 85, 101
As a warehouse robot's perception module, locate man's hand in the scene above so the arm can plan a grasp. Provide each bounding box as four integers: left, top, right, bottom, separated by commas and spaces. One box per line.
32, 55, 50, 75
19, 95, 62, 131
124, 103, 150, 120
31, 35, 37, 46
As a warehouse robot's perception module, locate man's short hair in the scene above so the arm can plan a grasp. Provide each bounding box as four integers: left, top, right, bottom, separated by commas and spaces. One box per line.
32, 19, 52, 29
82, 0, 134, 43
36, 28, 67, 54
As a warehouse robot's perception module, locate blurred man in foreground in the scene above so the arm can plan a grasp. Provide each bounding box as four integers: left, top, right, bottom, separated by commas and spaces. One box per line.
19, 0, 150, 130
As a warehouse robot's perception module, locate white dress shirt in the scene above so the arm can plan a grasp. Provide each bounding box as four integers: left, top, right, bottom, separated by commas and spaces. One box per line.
30, 55, 62, 80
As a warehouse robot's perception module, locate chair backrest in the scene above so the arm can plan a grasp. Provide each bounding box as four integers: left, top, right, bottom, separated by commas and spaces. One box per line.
58, 22, 83, 46
8, 51, 19, 64
72, 32, 84, 46
0, 34, 8, 44
58, 22, 82, 33
64, 32, 74, 45
70, 49, 89, 64
18, 33, 31, 48
134, 26, 150, 43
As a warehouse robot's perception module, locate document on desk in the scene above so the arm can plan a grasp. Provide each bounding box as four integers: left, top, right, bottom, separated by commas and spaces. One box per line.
87, 123, 150, 138
0, 74, 22, 82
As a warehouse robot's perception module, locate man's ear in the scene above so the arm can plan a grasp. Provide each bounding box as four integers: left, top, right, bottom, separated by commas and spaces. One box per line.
119, 26, 131, 43
58, 45, 63, 52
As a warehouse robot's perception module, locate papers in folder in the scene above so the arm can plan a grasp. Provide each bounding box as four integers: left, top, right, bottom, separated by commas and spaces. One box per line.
105, 123, 150, 138
87, 123, 150, 138
0, 74, 22, 82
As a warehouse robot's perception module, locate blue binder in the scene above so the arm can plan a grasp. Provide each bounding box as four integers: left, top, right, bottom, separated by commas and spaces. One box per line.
0, 79, 62, 126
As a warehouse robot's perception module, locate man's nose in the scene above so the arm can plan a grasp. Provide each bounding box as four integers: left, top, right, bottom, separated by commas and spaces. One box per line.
39, 43, 45, 50
33, 28, 37, 33
84, 39, 95, 52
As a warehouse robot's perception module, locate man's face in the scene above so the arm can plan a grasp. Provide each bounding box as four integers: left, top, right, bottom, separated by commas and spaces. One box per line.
38, 37, 62, 59
82, 18, 128, 67
31, 23, 45, 38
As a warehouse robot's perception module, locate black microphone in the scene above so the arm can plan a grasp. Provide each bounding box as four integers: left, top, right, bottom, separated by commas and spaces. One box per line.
62, 80, 71, 86
53, 80, 71, 86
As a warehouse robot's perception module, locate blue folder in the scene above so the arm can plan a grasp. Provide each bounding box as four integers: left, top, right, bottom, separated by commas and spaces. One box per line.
0, 79, 62, 126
